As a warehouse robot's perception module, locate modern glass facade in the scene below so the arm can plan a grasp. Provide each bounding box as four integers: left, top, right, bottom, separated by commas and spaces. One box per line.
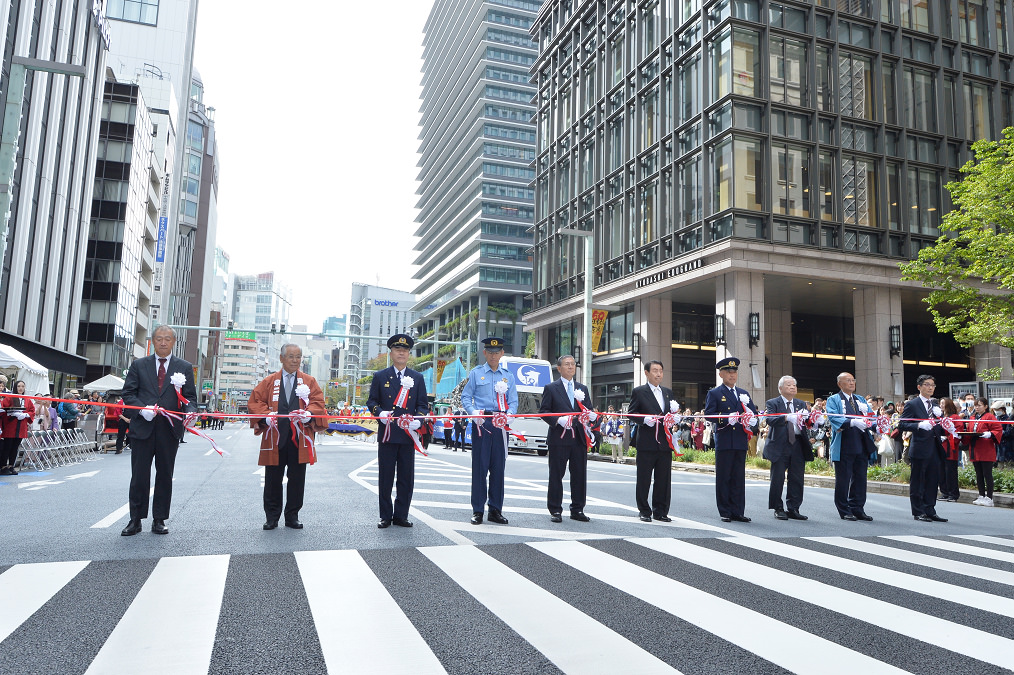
528, 0, 1014, 400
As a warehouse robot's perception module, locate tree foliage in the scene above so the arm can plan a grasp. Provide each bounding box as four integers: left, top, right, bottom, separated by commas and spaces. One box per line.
899, 128, 1014, 349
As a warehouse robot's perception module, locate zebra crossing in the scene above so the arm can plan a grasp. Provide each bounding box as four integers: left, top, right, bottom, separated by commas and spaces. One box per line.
2, 533, 1014, 674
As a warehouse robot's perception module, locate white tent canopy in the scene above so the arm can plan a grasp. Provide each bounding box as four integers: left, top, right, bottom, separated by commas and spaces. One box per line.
81, 374, 125, 392
0, 343, 50, 396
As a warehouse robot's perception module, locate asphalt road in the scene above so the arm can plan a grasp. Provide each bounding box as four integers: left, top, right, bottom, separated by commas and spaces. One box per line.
1, 426, 1013, 674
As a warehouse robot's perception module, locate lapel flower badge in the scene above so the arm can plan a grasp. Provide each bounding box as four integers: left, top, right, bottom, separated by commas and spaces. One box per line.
738, 393, 751, 406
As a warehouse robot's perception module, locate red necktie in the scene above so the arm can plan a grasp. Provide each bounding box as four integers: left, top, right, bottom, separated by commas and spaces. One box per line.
158, 358, 166, 390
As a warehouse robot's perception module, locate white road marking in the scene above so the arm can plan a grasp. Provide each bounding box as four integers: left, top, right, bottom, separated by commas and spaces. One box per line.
66, 470, 100, 480
881, 535, 1014, 564
953, 534, 1014, 548
0, 560, 89, 642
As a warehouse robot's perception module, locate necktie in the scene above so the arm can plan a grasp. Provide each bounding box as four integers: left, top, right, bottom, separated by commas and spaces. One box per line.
157, 358, 166, 390
786, 399, 796, 445
566, 380, 574, 406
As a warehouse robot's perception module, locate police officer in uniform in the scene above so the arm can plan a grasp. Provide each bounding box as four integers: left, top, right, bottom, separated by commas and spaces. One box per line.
462, 337, 518, 525
704, 357, 759, 522
367, 334, 429, 529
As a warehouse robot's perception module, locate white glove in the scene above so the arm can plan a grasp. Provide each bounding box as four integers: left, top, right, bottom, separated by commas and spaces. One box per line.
184, 413, 198, 428
295, 409, 313, 423
785, 413, 798, 427
472, 409, 485, 422
749, 416, 758, 428
849, 418, 866, 429
643, 416, 656, 428
557, 415, 572, 426
139, 405, 156, 422
379, 410, 391, 424
13, 411, 28, 420
981, 431, 992, 438
408, 419, 421, 431
727, 413, 739, 427
588, 411, 597, 422
917, 420, 932, 431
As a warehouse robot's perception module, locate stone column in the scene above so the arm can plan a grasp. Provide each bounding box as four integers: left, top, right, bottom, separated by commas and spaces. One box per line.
765, 306, 792, 399
633, 296, 672, 387
715, 271, 766, 401
852, 286, 902, 399
477, 292, 489, 342
972, 343, 1014, 381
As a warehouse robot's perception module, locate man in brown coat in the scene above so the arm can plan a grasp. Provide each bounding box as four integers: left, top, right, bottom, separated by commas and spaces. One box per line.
248, 343, 327, 530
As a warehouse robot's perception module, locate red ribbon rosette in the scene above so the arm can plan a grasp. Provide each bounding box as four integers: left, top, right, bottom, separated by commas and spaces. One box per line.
492, 411, 527, 443
396, 413, 428, 457
875, 414, 891, 436
939, 416, 958, 438
660, 412, 683, 456
739, 409, 755, 440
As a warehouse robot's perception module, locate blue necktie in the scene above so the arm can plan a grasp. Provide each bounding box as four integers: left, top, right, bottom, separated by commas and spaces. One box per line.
567, 380, 574, 407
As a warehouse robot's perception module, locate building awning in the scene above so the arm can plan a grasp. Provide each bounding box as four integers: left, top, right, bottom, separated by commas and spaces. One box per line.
0, 329, 87, 376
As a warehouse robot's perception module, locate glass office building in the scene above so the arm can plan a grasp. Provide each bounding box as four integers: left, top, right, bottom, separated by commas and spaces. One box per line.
527, 0, 1012, 409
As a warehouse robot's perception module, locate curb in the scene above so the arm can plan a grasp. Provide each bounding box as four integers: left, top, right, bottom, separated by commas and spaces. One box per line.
587, 452, 1011, 509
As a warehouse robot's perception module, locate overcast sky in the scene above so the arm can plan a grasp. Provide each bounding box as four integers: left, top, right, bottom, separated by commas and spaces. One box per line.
192, 1, 435, 333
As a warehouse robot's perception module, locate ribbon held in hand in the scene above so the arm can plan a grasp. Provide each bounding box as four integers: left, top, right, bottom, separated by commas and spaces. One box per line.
395, 413, 427, 457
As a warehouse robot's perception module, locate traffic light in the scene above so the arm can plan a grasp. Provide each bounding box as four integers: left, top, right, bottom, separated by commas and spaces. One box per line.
280, 324, 286, 334
271, 323, 277, 333
227, 321, 234, 330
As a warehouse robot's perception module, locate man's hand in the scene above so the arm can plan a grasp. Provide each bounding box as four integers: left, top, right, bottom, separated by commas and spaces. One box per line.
139, 405, 156, 422
472, 409, 485, 422
184, 413, 198, 428
408, 419, 421, 431
785, 412, 798, 427
588, 411, 598, 422
749, 416, 758, 428
294, 409, 313, 424
379, 410, 392, 424
850, 418, 869, 429
557, 415, 572, 426
643, 415, 656, 428
727, 413, 739, 427
917, 420, 932, 431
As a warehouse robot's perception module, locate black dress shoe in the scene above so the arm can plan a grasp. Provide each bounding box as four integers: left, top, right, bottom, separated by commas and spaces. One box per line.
263, 520, 278, 530
774, 509, 789, 520
841, 513, 858, 521
652, 515, 671, 522
121, 519, 142, 536
392, 518, 413, 527
285, 520, 303, 529
151, 519, 168, 535
550, 512, 563, 523
914, 514, 933, 522
487, 510, 509, 525
721, 516, 732, 522
928, 514, 948, 522
731, 515, 751, 522
378, 519, 392, 529
787, 509, 808, 520
854, 512, 873, 521
640, 514, 652, 522
571, 511, 591, 522
470, 512, 483, 525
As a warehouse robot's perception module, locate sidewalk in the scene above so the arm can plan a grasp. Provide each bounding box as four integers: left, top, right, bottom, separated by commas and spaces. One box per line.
589, 452, 1013, 509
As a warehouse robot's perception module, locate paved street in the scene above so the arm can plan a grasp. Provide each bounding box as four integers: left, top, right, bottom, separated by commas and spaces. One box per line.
1, 426, 1013, 673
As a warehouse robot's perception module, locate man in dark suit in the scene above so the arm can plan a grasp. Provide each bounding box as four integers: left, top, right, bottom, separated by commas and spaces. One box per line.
119, 325, 198, 536
898, 374, 948, 522
367, 334, 429, 529
539, 355, 595, 523
627, 360, 674, 523
704, 357, 758, 523
763, 375, 813, 521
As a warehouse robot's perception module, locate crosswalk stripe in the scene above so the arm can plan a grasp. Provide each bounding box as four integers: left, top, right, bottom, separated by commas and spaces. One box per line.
882, 535, 1014, 564
295, 550, 446, 674
954, 534, 1014, 548
809, 537, 1014, 587
631, 537, 1014, 670
0, 560, 89, 643
420, 544, 678, 674
530, 540, 909, 675
721, 535, 1014, 618
85, 554, 229, 675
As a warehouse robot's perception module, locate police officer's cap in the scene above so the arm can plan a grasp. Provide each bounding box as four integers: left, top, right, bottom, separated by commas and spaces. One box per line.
481, 337, 507, 351
388, 334, 414, 349
716, 357, 740, 371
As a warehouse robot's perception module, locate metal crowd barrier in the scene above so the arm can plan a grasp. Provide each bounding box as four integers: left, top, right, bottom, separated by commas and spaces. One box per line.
15, 427, 100, 471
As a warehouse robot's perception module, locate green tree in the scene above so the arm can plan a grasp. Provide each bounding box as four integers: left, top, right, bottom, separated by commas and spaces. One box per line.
899, 128, 1014, 366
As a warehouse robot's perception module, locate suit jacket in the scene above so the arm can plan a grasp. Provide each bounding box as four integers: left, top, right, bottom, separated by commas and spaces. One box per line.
366, 366, 429, 445
539, 378, 593, 448
704, 385, 758, 451
121, 354, 198, 441
627, 383, 672, 451
763, 396, 814, 463
827, 392, 877, 461
898, 397, 946, 461
248, 369, 328, 466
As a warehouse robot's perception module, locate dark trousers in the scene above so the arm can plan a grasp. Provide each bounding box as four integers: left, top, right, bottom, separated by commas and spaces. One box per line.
715, 448, 746, 518
909, 455, 940, 516
973, 461, 994, 498
547, 444, 587, 514
635, 448, 672, 517
471, 421, 506, 513
378, 442, 415, 520
2, 436, 22, 467
833, 451, 868, 516
768, 449, 805, 511
454, 427, 466, 450
62, 420, 76, 430
940, 459, 960, 500
442, 429, 452, 447
129, 431, 179, 520
263, 439, 306, 522
116, 419, 129, 452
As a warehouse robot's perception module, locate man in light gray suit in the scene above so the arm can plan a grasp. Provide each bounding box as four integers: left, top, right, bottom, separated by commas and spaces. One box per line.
764, 375, 813, 521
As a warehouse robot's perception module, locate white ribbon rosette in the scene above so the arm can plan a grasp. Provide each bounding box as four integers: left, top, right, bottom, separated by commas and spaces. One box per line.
738, 393, 751, 406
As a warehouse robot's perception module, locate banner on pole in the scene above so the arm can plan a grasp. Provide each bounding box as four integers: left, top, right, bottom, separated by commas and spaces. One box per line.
591, 309, 609, 353
436, 359, 449, 383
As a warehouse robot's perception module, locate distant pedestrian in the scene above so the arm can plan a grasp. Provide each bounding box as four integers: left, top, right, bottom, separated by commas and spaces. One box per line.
1, 380, 35, 475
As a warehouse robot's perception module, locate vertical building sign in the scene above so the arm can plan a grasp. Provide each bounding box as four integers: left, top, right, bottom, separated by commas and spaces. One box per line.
150, 174, 171, 323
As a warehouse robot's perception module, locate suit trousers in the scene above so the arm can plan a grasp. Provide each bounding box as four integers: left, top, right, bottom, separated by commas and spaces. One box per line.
768, 448, 805, 511
635, 448, 672, 517
833, 451, 868, 516
116, 419, 129, 452
263, 438, 306, 522
909, 455, 940, 517
128, 427, 179, 520
378, 442, 415, 520
547, 444, 587, 514
471, 421, 506, 513
715, 448, 747, 518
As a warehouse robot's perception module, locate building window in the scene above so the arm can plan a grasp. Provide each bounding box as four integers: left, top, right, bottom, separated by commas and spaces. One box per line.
907, 166, 940, 235
963, 80, 994, 140
638, 180, 657, 247
770, 37, 808, 107
711, 136, 763, 213
711, 28, 760, 102
678, 52, 701, 125
902, 66, 937, 132
816, 45, 834, 112
680, 155, 701, 227
641, 87, 658, 152
842, 155, 877, 228
958, 0, 989, 47
899, 0, 932, 33
838, 52, 874, 120
818, 151, 834, 222
106, 0, 159, 25
771, 143, 809, 218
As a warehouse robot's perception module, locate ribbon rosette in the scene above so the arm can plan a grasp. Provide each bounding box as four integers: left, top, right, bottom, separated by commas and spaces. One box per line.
660, 411, 684, 456
493, 380, 510, 412
169, 372, 189, 408
940, 416, 959, 438
394, 376, 414, 409
396, 414, 427, 457
806, 409, 826, 429
736, 393, 755, 440
295, 383, 310, 407
875, 414, 892, 436
572, 390, 593, 450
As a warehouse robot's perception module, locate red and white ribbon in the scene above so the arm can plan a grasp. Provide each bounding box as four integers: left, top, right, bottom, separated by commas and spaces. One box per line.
396, 413, 427, 457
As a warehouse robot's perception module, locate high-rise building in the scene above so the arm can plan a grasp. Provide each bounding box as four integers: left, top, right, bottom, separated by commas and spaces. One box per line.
232, 271, 292, 360
347, 283, 418, 376
210, 246, 232, 327
0, 3, 110, 389
526, 0, 1014, 412
410, 0, 542, 357
323, 315, 347, 336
